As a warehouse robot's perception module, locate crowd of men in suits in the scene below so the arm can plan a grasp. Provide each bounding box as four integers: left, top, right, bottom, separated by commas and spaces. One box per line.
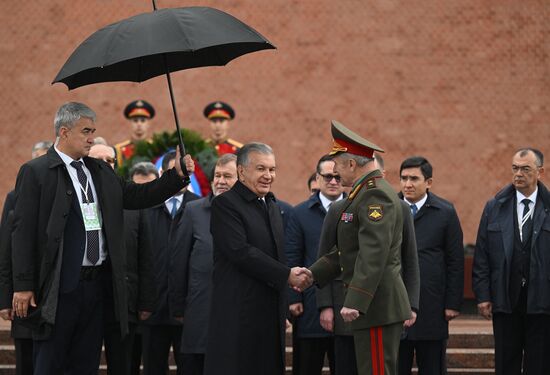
0, 99, 548, 375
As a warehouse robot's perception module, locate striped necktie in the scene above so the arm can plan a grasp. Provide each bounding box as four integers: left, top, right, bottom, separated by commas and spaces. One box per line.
70, 161, 100, 265
521, 198, 533, 243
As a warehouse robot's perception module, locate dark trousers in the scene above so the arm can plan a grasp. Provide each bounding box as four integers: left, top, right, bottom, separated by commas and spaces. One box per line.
398, 339, 447, 375
130, 330, 143, 375
14, 338, 33, 375
33, 276, 105, 375
141, 324, 183, 375
104, 321, 137, 375
182, 353, 205, 375
334, 335, 358, 375
293, 337, 335, 375
493, 290, 550, 375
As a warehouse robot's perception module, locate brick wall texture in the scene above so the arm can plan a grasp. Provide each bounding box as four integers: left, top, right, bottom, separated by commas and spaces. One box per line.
1, 0, 549, 243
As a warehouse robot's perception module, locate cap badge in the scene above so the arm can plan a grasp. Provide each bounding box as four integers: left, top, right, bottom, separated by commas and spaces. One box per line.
214, 102, 223, 108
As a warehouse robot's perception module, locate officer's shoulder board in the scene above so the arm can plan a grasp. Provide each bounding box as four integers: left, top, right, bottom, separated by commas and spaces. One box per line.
348, 176, 379, 201
114, 139, 131, 150
227, 138, 243, 148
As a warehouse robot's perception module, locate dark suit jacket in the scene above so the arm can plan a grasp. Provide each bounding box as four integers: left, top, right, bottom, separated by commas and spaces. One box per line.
402, 191, 464, 340
11, 148, 185, 337
285, 192, 336, 338
143, 190, 199, 326
473, 181, 550, 314
123, 209, 156, 320
170, 195, 214, 353
204, 181, 290, 375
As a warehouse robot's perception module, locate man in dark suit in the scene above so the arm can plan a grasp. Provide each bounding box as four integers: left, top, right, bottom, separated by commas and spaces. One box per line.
286, 154, 344, 375
310, 121, 410, 375
141, 151, 200, 375
473, 148, 550, 375
170, 153, 238, 375
398, 156, 464, 375
10, 102, 194, 375
315, 153, 420, 375
204, 142, 311, 375
89, 143, 156, 375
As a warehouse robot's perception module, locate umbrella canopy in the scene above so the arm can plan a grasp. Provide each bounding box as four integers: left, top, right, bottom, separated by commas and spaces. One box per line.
53, 6, 275, 89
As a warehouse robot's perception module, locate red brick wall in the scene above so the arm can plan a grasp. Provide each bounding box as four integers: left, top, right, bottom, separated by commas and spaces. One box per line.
1, 0, 549, 243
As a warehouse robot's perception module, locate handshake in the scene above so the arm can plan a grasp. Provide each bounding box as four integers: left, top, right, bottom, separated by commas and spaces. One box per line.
288, 267, 314, 292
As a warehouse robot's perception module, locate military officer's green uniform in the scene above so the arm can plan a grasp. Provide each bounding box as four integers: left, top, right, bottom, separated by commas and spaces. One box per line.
310, 121, 410, 375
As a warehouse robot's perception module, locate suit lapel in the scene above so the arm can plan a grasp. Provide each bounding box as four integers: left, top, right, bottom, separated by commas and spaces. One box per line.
531, 198, 547, 249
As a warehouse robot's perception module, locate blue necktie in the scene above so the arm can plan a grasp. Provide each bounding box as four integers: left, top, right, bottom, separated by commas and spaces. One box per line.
70, 161, 100, 265
170, 197, 179, 219
410, 204, 418, 217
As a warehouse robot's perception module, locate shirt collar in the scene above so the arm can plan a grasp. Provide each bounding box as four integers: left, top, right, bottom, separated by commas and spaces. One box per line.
516, 187, 538, 206
318, 192, 343, 211
404, 192, 428, 211
55, 145, 84, 168
166, 193, 184, 205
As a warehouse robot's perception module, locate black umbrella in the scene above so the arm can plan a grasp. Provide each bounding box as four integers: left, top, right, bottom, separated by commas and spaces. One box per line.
53, 2, 275, 175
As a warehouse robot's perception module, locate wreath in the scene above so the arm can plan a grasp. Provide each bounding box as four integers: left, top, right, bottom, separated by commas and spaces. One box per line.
118, 129, 218, 186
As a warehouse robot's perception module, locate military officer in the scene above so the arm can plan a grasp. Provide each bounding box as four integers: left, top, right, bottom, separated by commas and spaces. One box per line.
203, 101, 243, 155
309, 120, 410, 375
115, 100, 156, 167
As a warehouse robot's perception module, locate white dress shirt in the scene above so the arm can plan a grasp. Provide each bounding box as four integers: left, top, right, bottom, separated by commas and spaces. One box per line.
55, 146, 106, 265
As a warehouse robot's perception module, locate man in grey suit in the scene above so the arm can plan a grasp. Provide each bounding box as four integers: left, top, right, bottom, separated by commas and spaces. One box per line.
170, 153, 238, 375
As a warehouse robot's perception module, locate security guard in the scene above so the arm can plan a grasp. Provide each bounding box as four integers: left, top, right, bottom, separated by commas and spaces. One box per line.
115, 100, 155, 167
310, 120, 410, 375
203, 101, 243, 155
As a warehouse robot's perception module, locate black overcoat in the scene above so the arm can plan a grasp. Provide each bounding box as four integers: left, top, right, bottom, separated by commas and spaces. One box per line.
402, 192, 464, 340
473, 182, 550, 314
204, 181, 290, 375
11, 148, 185, 337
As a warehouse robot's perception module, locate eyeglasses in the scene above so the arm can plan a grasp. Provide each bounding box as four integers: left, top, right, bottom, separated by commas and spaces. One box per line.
319, 173, 341, 183
512, 165, 539, 174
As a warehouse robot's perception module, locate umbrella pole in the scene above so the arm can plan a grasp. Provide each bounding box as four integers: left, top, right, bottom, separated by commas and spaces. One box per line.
153, 0, 189, 181
163, 63, 190, 181
163, 64, 187, 157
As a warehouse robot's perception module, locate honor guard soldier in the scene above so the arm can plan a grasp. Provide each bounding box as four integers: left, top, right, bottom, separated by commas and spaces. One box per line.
309, 121, 410, 375
115, 100, 155, 167
203, 101, 243, 155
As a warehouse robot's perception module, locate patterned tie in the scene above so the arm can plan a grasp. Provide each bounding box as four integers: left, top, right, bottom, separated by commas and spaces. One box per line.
410, 204, 418, 217
521, 198, 533, 243
169, 197, 179, 219
70, 161, 100, 265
